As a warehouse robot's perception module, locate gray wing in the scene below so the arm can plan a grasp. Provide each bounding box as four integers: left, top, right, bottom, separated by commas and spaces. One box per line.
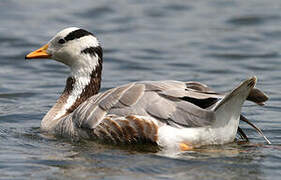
72, 80, 221, 130
185, 81, 268, 106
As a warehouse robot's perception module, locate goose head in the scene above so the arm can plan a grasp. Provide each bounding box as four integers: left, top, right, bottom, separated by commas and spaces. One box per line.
25, 27, 104, 121
25, 27, 103, 77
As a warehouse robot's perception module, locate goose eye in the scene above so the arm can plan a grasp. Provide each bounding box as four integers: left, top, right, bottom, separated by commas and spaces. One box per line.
58, 38, 66, 44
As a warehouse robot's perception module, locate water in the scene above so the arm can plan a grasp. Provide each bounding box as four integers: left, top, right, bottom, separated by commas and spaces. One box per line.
0, 0, 281, 179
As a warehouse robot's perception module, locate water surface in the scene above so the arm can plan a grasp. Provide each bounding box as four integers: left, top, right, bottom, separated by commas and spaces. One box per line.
0, 0, 281, 179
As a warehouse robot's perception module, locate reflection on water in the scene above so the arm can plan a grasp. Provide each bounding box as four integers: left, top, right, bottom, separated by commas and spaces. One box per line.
0, 0, 281, 179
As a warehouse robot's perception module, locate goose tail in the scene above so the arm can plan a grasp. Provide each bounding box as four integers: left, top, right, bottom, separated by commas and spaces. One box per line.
212, 77, 256, 129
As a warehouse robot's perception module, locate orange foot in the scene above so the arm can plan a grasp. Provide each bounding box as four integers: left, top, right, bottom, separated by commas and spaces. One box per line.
179, 143, 194, 151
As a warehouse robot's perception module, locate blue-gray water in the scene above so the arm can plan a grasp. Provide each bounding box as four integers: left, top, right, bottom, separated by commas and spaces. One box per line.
1, 0, 281, 179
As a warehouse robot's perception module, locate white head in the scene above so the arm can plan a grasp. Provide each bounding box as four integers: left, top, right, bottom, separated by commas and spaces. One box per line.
26, 27, 103, 77
26, 27, 104, 122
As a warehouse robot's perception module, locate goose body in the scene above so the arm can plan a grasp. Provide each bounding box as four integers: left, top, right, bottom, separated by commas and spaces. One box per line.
26, 27, 270, 151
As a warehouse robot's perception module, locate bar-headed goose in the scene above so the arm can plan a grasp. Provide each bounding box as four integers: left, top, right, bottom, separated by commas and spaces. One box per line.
25, 27, 270, 151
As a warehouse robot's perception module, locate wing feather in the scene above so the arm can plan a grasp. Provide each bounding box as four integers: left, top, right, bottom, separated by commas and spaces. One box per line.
82, 106, 106, 129
99, 83, 134, 110
71, 81, 219, 130
117, 83, 145, 107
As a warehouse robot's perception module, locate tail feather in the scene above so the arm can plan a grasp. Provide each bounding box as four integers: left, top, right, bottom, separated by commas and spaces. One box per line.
237, 126, 249, 142
240, 115, 271, 144
247, 88, 269, 106
212, 77, 256, 127
211, 77, 271, 144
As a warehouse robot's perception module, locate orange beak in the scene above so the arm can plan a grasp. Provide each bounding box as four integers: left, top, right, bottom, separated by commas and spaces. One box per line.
25, 44, 51, 59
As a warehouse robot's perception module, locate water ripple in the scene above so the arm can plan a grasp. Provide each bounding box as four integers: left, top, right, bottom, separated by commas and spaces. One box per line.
207, 52, 279, 60
0, 0, 281, 180
227, 15, 280, 26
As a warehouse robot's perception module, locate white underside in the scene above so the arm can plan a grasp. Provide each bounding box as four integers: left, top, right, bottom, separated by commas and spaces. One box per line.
157, 114, 239, 151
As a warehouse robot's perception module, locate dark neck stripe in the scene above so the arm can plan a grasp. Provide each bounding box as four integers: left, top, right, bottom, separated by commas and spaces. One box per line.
66, 65, 102, 114
63, 77, 75, 95
81, 46, 103, 59
65, 29, 93, 42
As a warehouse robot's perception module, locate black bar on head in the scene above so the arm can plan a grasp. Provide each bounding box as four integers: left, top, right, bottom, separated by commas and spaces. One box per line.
81, 46, 103, 59
65, 29, 93, 42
